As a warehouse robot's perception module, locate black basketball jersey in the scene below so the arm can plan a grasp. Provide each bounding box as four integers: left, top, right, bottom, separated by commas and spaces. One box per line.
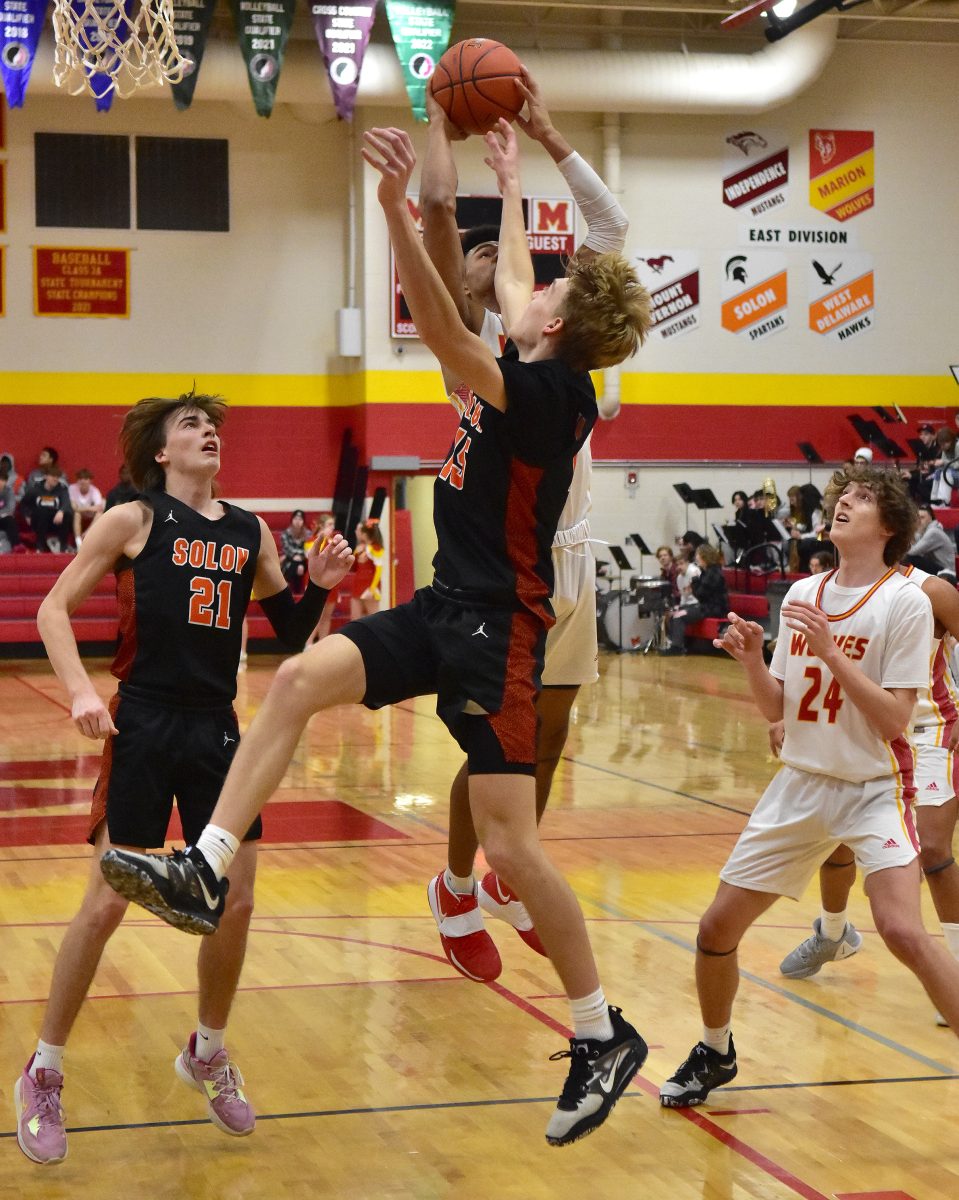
111, 491, 261, 706
432, 344, 597, 621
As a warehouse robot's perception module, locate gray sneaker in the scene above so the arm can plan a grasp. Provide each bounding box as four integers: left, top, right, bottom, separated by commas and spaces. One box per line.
780, 918, 862, 979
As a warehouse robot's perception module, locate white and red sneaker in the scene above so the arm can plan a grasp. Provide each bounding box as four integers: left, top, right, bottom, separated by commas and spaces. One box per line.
427, 873, 502, 982
478, 871, 547, 957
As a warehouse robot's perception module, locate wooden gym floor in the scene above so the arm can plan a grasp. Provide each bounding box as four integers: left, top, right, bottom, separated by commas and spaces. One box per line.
1, 649, 957, 1200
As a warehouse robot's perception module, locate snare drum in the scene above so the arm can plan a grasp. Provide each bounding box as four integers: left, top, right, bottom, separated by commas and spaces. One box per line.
602, 594, 659, 651
630, 578, 672, 613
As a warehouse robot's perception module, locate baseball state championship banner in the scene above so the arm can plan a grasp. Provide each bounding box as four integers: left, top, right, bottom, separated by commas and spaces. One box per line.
312, 2, 377, 120
808, 252, 874, 343
384, 0, 454, 122
722, 128, 789, 219
809, 129, 874, 223
0, 0, 48, 107
230, 0, 296, 117
392, 193, 574, 337
34, 247, 130, 317
170, 0, 218, 110
634, 249, 700, 342
721, 250, 787, 343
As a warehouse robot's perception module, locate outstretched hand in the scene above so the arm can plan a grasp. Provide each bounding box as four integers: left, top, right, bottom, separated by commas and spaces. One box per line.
307, 532, 355, 591
513, 72, 554, 143
362, 127, 417, 207
483, 118, 521, 194
425, 89, 467, 140
714, 611, 766, 661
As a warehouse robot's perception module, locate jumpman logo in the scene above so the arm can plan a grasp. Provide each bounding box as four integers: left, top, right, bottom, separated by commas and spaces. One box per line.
223, 732, 236, 746
472, 623, 489, 638
165, 511, 178, 523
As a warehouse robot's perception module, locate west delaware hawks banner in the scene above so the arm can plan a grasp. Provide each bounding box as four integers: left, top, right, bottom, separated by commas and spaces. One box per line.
808, 252, 875, 343
230, 0, 296, 117
0, 0, 48, 107
312, 2, 377, 121
384, 0, 454, 122
170, 0, 218, 111
809, 129, 875, 223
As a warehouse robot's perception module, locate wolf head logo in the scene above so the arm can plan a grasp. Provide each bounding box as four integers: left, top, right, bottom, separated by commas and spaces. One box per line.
814, 131, 837, 167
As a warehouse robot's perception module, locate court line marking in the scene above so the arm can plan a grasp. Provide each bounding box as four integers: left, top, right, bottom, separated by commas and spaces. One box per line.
562, 755, 754, 815
11, 674, 73, 714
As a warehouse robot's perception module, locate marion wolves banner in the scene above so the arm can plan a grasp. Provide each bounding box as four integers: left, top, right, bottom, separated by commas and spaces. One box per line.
0, 0, 48, 108
170, 0, 218, 111
808, 253, 874, 343
634, 250, 700, 342
230, 0, 296, 117
721, 250, 787, 343
312, 3, 377, 121
384, 0, 454, 122
722, 128, 789, 219
809, 129, 874, 223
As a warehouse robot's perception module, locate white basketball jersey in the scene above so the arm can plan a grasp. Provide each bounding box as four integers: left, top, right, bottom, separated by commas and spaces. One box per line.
902, 565, 959, 744
770, 568, 932, 783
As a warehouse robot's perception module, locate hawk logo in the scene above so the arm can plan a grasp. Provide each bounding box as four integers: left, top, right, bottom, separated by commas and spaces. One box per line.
814, 131, 837, 167
812, 260, 842, 286
726, 131, 768, 156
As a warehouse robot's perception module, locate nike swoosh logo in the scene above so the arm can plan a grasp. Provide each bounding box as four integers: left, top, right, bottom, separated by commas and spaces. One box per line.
194, 872, 221, 912
594, 1048, 628, 1096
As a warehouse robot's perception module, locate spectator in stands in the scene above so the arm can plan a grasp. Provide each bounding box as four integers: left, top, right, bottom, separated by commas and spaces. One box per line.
656, 544, 680, 603
675, 547, 700, 607
854, 447, 873, 465
904, 504, 956, 576
784, 484, 825, 573
22, 447, 60, 498
677, 529, 705, 558
280, 509, 310, 595
661, 543, 729, 655
0, 453, 23, 502
307, 515, 341, 645
351, 519, 385, 619
69, 469, 104, 548
0, 468, 18, 553
731, 490, 749, 517
22, 465, 72, 552
930, 428, 959, 507
808, 547, 836, 575
104, 464, 138, 510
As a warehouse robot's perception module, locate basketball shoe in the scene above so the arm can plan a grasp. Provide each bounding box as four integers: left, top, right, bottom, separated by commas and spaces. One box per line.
100, 846, 227, 935
427, 872, 502, 982
477, 871, 547, 957
175, 1034, 255, 1136
660, 1039, 737, 1108
779, 919, 863, 979
14, 1057, 67, 1164
545, 1007, 647, 1146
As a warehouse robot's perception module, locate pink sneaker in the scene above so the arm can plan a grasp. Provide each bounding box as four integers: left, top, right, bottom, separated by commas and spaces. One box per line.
478, 871, 548, 957
428, 872, 502, 982
175, 1034, 255, 1136
14, 1056, 67, 1164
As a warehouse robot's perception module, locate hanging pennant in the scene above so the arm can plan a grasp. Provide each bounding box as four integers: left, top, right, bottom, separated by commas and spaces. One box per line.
170, 0, 218, 110
0, 0, 49, 108
384, 0, 453, 122
312, 2, 377, 121
229, 0, 295, 117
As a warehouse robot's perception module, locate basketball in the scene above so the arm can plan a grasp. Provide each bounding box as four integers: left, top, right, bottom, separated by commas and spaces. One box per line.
429, 38, 525, 136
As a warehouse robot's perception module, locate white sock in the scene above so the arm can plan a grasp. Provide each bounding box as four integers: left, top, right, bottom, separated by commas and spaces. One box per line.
195, 825, 240, 882
31, 1039, 65, 1077
702, 1024, 731, 1057
570, 987, 614, 1043
194, 1023, 225, 1062
444, 868, 474, 895
820, 908, 847, 942
941, 922, 959, 960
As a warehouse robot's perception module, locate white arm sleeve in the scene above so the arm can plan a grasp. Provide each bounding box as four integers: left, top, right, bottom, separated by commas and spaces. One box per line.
557, 151, 628, 255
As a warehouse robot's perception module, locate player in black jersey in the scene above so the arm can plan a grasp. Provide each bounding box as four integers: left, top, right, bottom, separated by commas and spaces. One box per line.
101, 125, 650, 1148
13, 391, 353, 1165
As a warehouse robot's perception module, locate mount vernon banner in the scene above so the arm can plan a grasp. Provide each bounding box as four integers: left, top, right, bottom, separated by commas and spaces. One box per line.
170, 0, 218, 110
808, 252, 875, 343
0, 0, 48, 108
809, 129, 874, 223
230, 0, 296, 116
722, 128, 789, 219
311, 2, 377, 120
634, 250, 700, 342
721, 250, 787, 343
384, 0, 453, 122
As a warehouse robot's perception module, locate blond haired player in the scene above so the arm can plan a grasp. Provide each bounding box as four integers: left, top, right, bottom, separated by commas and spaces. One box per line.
660, 464, 959, 1108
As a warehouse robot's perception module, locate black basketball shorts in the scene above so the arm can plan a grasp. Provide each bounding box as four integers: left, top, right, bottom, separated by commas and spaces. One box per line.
89, 690, 262, 848
339, 586, 546, 776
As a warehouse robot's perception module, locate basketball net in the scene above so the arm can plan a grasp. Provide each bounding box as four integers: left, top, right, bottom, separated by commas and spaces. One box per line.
52, 0, 188, 98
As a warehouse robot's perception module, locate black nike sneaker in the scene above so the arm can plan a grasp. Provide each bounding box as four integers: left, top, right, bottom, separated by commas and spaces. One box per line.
660, 1038, 738, 1108
100, 846, 228, 935
545, 1007, 648, 1146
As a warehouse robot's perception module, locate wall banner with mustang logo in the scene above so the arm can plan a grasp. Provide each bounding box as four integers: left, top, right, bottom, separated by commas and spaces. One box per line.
722, 128, 789, 219
634, 249, 700, 342
808, 252, 874, 343
809, 129, 874, 223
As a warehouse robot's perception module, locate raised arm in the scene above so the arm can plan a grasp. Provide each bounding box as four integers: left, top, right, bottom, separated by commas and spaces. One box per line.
484, 121, 535, 335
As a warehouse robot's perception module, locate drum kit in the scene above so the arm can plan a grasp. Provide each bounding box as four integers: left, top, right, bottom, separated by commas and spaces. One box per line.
597, 576, 672, 653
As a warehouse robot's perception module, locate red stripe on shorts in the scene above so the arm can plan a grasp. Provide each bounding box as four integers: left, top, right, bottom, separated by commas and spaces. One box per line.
88, 693, 121, 842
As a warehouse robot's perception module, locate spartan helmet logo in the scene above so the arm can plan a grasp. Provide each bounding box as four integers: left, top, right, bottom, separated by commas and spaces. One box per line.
330, 56, 358, 85
3, 42, 29, 69
725, 255, 748, 285
814, 131, 837, 166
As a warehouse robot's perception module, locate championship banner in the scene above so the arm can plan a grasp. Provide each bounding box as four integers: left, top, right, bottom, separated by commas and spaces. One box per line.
809, 129, 874, 223
170, 0, 218, 111
722, 128, 789, 219
34, 247, 130, 317
721, 250, 787, 343
0, 0, 48, 109
312, 2, 377, 121
68, 0, 135, 112
808, 252, 874, 343
634, 249, 700, 342
384, 0, 454, 122
392, 192, 573, 337
230, 0, 296, 117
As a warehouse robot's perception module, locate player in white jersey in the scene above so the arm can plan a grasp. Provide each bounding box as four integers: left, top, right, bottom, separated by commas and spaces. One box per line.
659, 465, 959, 1108
420, 76, 627, 981
778, 563, 959, 1021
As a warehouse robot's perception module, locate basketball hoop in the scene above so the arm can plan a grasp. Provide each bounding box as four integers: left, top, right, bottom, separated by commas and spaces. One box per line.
52, 0, 188, 99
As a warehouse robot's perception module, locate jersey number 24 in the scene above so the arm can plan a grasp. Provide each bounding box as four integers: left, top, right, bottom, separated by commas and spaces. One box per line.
796, 666, 844, 724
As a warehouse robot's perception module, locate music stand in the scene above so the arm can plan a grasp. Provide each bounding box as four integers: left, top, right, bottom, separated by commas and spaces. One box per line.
628, 532, 653, 575
608, 545, 635, 653
691, 488, 722, 538
907, 438, 926, 458
673, 482, 696, 530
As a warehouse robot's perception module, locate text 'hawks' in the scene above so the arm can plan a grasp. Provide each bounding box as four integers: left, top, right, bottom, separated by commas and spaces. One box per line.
171, 538, 250, 574
790, 631, 869, 661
